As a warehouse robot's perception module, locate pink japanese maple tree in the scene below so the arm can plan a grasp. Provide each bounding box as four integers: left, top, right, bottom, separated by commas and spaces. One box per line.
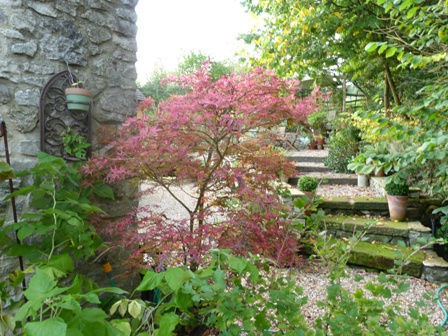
83, 63, 320, 270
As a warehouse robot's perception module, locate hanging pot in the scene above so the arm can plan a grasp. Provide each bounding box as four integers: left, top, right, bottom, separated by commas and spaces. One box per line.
386, 195, 408, 222
65, 87, 93, 112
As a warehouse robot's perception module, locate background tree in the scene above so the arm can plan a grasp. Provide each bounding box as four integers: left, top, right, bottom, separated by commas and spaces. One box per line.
241, 0, 411, 110
137, 64, 183, 107
137, 51, 237, 107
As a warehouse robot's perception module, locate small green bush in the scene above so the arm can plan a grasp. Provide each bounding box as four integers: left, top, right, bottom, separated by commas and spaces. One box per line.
385, 181, 409, 196
298, 176, 318, 192
323, 124, 361, 173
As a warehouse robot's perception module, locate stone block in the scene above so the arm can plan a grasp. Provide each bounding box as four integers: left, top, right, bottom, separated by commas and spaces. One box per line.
28, 2, 58, 17
0, 84, 10, 103
11, 41, 37, 57
7, 106, 38, 133
349, 241, 425, 277
14, 89, 40, 106
422, 251, 448, 283
19, 140, 39, 156
0, 28, 24, 40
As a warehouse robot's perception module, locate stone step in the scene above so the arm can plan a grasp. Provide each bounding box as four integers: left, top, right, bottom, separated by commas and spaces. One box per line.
303, 238, 426, 277
295, 162, 331, 173
288, 176, 357, 186
285, 155, 325, 163
322, 215, 432, 247
318, 196, 442, 222
348, 241, 426, 278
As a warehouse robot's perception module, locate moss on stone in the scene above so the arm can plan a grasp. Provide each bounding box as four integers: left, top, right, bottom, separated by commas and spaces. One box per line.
323, 215, 409, 236
302, 238, 425, 277
350, 241, 425, 277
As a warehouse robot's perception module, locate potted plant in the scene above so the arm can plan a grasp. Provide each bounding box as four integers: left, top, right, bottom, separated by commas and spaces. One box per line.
307, 111, 327, 149
362, 141, 389, 176
65, 64, 93, 112
385, 180, 409, 222
297, 176, 318, 200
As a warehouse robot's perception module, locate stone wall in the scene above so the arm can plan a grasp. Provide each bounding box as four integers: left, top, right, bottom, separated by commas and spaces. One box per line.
0, 0, 140, 289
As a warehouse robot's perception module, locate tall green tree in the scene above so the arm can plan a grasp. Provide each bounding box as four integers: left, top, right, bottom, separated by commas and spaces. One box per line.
137, 51, 235, 106
241, 0, 408, 109
177, 51, 233, 80
137, 65, 183, 107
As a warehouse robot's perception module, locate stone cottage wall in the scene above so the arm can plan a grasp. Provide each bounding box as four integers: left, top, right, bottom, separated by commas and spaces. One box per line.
0, 0, 140, 289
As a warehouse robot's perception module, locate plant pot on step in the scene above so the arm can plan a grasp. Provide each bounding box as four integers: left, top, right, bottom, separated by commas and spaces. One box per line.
375, 167, 385, 177
386, 195, 409, 222
308, 140, 318, 150
65, 87, 93, 112
315, 136, 325, 150
297, 176, 318, 215
385, 180, 409, 222
357, 174, 369, 187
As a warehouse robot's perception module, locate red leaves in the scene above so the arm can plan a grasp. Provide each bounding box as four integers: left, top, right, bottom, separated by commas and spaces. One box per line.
85, 65, 319, 270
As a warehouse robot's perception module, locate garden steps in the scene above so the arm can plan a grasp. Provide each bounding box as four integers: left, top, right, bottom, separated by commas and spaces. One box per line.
286, 150, 358, 186
285, 150, 448, 282
304, 235, 448, 280
285, 155, 325, 163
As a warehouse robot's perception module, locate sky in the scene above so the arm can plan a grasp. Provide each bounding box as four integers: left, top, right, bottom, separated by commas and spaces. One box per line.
135, 0, 254, 83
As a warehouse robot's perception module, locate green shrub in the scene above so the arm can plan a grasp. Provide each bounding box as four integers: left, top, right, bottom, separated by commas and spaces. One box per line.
385, 180, 409, 196
307, 111, 327, 135
298, 176, 318, 191
323, 124, 361, 173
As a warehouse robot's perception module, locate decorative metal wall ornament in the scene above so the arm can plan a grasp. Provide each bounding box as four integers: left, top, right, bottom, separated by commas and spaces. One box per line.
39, 70, 92, 160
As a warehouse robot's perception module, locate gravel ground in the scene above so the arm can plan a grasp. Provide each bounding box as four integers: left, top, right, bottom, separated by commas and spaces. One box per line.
318, 184, 382, 198
291, 260, 448, 329
139, 181, 448, 330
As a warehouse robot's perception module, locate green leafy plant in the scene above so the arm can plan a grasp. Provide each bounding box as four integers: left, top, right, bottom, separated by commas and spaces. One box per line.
385, 180, 409, 196
0, 152, 121, 335
297, 176, 318, 192
307, 111, 327, 136
135, 249, 308, 335
324, 124, 361, 173
62, 128, 90, 160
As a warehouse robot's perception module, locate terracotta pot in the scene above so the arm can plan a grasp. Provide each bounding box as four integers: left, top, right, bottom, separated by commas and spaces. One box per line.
308, 141, 318, 150
315, 136, 325, 145
386, 195, 408, 222
375, 167, 385, 177
65, 87, 93, 111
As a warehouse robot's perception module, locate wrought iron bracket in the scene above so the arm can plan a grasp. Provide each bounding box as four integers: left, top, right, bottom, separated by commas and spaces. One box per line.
39, 70, 92, 160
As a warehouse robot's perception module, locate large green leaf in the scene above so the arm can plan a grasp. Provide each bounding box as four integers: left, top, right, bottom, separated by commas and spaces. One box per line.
41, 254, 74, 277
24, 318, 67, 336
155, 312, 178, 336
165, 268, 193, 293
0, 162, 15, 183
137, 271, 164, 291
228, 257, 247, 274
93, 183, 115, 200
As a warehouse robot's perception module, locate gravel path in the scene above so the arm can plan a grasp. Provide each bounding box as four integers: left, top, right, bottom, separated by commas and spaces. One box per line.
291, 261, 448, 329
138, 149, 447, 330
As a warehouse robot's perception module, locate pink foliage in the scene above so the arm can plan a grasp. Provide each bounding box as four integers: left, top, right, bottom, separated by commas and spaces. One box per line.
84, 65, 320, 270
137, 97, 155, 115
